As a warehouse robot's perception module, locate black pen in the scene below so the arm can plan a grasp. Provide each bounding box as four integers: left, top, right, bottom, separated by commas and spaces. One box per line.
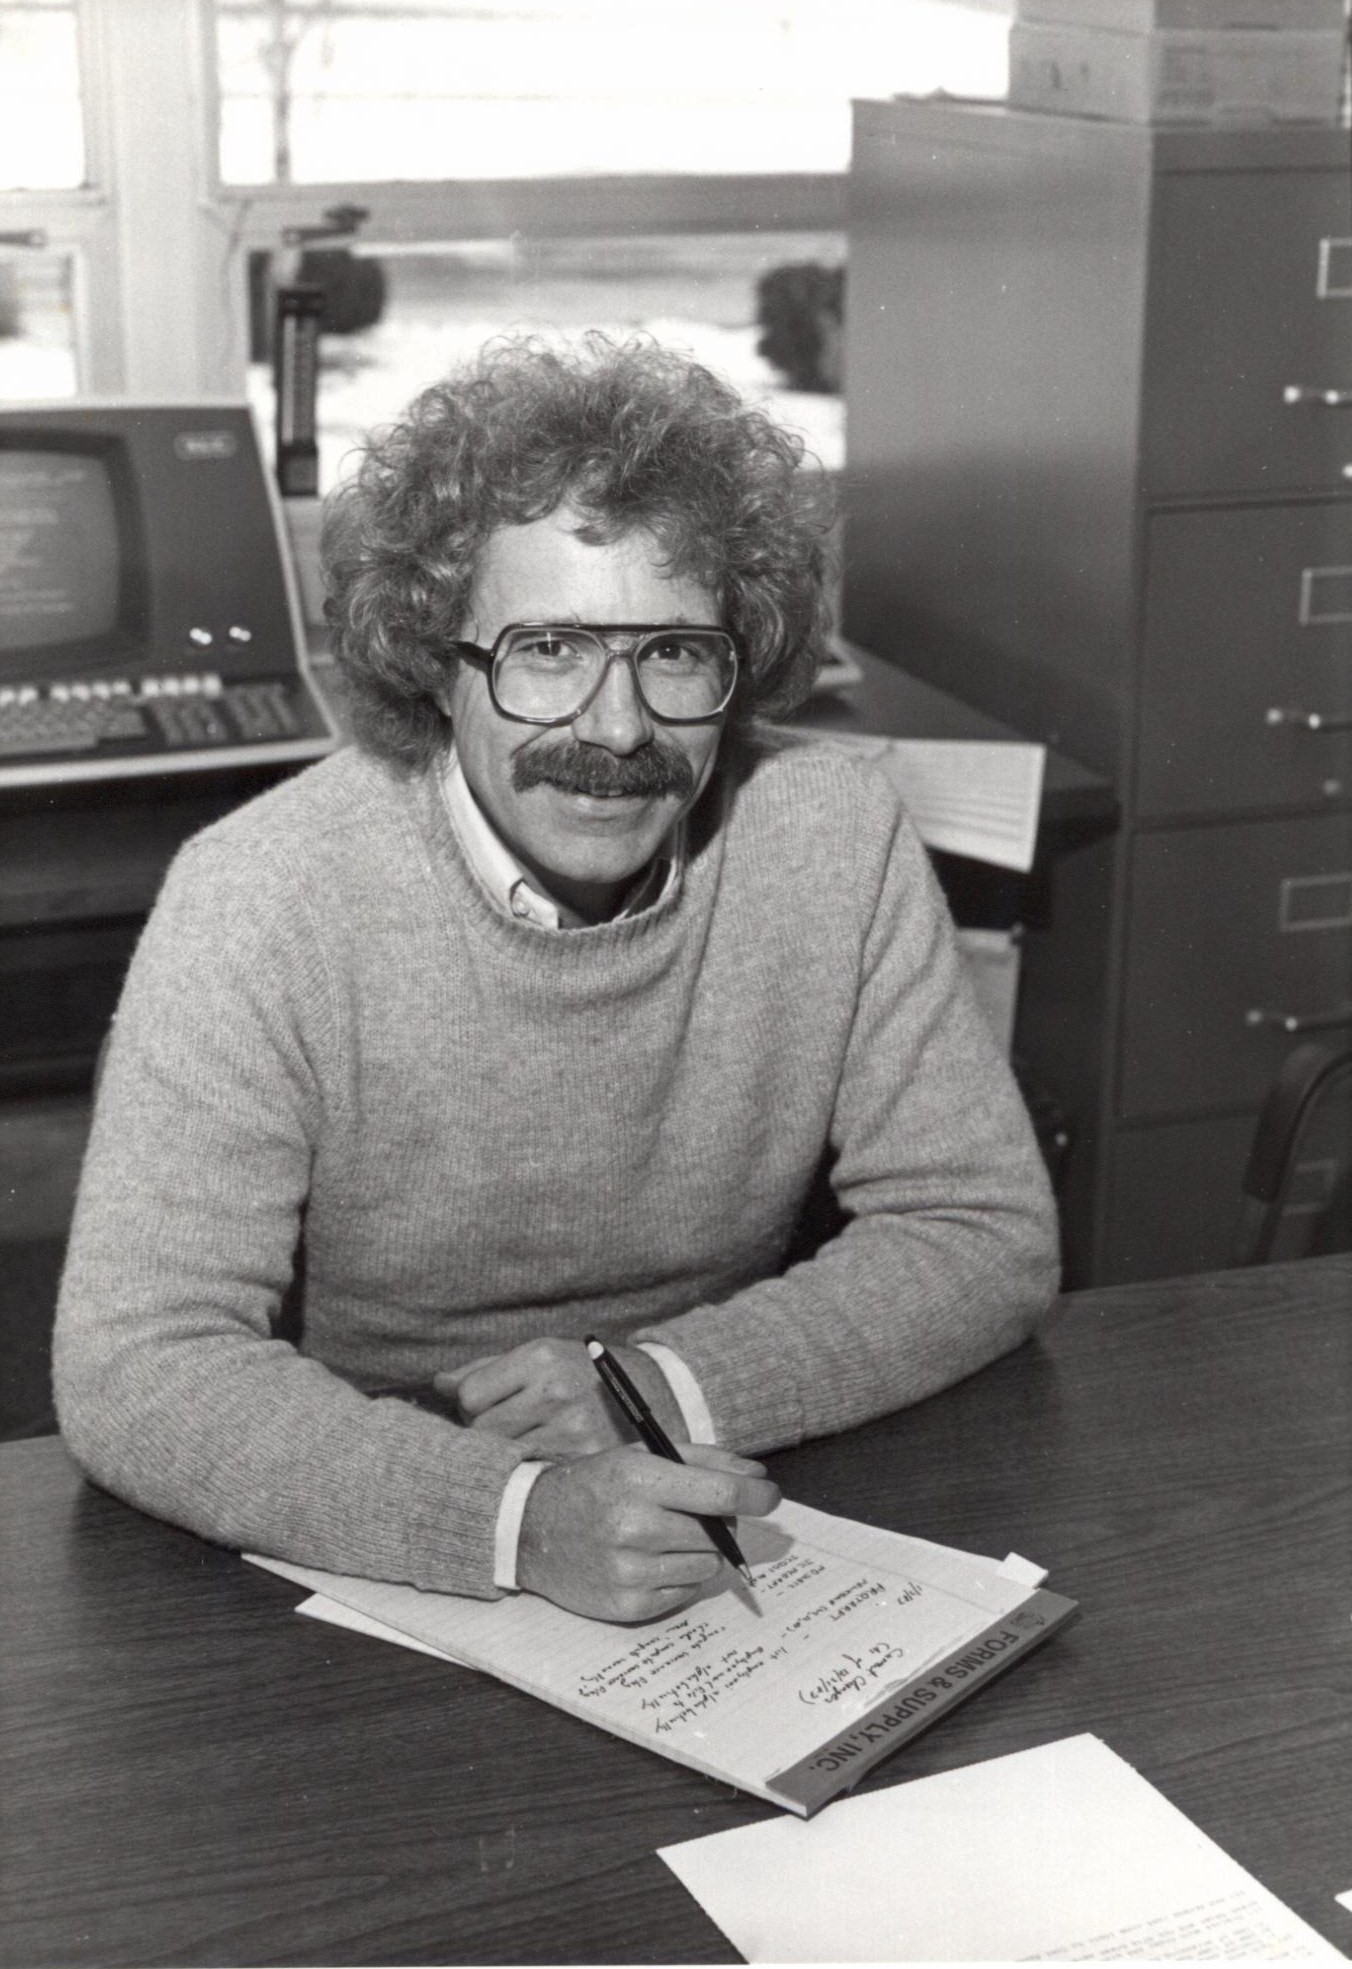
585, 1336, 755, 1589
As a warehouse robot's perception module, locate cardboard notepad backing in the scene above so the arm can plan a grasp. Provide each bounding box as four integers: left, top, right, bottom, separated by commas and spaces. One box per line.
1017, 1, 1344, 28
248, 1499, 1075, 1816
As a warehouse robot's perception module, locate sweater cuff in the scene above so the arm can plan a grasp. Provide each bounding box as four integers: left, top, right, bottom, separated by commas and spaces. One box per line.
492, 1460, 548, 1589
632, 1306, 809, 1453
637, 1342, 717, 1444
393, 1408, 536, 1597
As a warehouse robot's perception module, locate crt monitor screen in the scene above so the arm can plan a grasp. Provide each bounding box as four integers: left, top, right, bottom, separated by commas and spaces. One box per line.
0, 448, 123, 654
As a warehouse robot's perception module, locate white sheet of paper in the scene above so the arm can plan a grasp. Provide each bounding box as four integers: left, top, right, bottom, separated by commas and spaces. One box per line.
824, 730, 1046, 872
657, 1733, 1342, 1962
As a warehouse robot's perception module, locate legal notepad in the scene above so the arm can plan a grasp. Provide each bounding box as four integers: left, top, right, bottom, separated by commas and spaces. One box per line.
247, 1499, 1075, 1816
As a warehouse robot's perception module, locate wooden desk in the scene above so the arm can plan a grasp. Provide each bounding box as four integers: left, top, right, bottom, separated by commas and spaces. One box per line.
5, 1262, 1345, 1968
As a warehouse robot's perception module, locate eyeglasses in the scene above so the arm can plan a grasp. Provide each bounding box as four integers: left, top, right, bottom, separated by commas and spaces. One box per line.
448, 622, 739, 726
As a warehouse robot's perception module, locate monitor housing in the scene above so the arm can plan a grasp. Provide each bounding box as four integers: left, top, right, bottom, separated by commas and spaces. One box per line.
0, 402, 337, 789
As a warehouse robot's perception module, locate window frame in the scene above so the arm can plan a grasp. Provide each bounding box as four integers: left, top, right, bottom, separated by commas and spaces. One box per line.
0, 0, 121, 393
1, 0, 848, 401
214, 171, 845, 252
0, 0, 230, 396
0, 190, 115, 393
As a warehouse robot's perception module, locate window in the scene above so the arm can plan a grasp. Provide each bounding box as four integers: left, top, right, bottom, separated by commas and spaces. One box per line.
247, 228, 848, 492
0, 252, 79, 398
214, 0, 1009, 188
217, 1, 1011, 490
2, 1, 1011, 421
0, 0, 84, 191
0, 0, 89, 397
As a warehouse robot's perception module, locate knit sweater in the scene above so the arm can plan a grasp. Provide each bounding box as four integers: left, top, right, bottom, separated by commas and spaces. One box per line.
53, 729, 1059, 1600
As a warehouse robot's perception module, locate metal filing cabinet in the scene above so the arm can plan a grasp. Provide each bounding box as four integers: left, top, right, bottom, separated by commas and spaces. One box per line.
844, 102, 1352, 1283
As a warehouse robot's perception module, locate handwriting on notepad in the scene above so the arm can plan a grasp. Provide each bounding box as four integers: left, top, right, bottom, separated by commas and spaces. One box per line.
577, 1616, 723, 1701
758, 1548, 828, 1597
799, 1640, 910, 1707
764, 1572, 890, 1663
582, 1614, 728, 1709
564, 1554, 945, 1742
643, 1645, 775, 1735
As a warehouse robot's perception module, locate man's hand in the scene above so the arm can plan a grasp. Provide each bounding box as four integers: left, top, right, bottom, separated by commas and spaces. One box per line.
516, 1443, 779, 1622
432, 1337, 685, 1458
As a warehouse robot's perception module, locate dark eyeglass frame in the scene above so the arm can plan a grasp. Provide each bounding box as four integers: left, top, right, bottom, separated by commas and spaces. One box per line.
447, 621, 740, 727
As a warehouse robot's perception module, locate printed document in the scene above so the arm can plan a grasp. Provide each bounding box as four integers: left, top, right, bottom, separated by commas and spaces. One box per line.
823, 729, 1046, 872
657, 1732, 1343, 1961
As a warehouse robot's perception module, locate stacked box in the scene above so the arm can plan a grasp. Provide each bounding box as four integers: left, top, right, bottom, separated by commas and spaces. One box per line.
1009, 22, 1347, 123
1020, 0, 1343, 25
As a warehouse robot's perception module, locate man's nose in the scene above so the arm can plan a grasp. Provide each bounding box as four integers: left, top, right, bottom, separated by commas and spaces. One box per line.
570, 651, 654, 754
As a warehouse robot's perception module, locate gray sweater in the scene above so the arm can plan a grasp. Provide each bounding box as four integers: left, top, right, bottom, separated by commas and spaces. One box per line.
54, 730, 1059, 1599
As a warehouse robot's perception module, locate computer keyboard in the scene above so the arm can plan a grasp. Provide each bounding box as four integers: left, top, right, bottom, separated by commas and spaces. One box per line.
0, 672, 328, 763
0, 694, 150, 755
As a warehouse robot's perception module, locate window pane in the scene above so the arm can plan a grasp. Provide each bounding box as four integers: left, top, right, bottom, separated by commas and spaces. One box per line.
247, 231, 845, 498
217, 0, 1007, 186
0, 2, 84, 190
0, 252, 78, 397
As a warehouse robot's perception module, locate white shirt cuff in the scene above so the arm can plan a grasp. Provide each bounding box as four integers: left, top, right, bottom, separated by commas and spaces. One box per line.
492, 1459, 549, 1591
638, 1342, 717, 1445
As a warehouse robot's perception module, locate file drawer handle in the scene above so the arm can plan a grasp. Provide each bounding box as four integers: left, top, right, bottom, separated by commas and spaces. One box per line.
1282, 385, 1352, 409
1246, 1003, 1352, 1035
1265, 706, 1352, 734
1318, 238, 1352, 299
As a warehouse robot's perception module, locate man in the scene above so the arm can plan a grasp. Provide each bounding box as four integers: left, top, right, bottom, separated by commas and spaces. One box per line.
54, 335, 1059, 1623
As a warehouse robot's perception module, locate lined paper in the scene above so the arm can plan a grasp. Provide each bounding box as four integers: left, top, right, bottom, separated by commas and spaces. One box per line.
824, 730, 1046, 871
248, 1501, 1038, 1808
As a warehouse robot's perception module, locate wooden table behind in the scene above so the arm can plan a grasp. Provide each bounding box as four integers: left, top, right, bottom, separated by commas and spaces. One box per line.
3, 1256, 1349, 1967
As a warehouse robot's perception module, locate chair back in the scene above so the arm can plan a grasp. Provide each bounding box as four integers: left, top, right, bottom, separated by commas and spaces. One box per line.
1233, 1041, 1352, 1265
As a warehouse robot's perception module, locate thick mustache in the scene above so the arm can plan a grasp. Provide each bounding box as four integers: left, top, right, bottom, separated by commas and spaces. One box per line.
511, 739, 695, 800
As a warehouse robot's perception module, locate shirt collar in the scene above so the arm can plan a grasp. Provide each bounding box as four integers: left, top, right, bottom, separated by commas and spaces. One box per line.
441, 746, 683, 930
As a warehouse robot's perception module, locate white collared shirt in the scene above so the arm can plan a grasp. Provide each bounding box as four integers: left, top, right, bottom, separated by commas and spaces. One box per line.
439, 748, 717, 1588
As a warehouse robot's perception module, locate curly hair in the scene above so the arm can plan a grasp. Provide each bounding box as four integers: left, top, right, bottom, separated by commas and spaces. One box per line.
321, 333, 837, 771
